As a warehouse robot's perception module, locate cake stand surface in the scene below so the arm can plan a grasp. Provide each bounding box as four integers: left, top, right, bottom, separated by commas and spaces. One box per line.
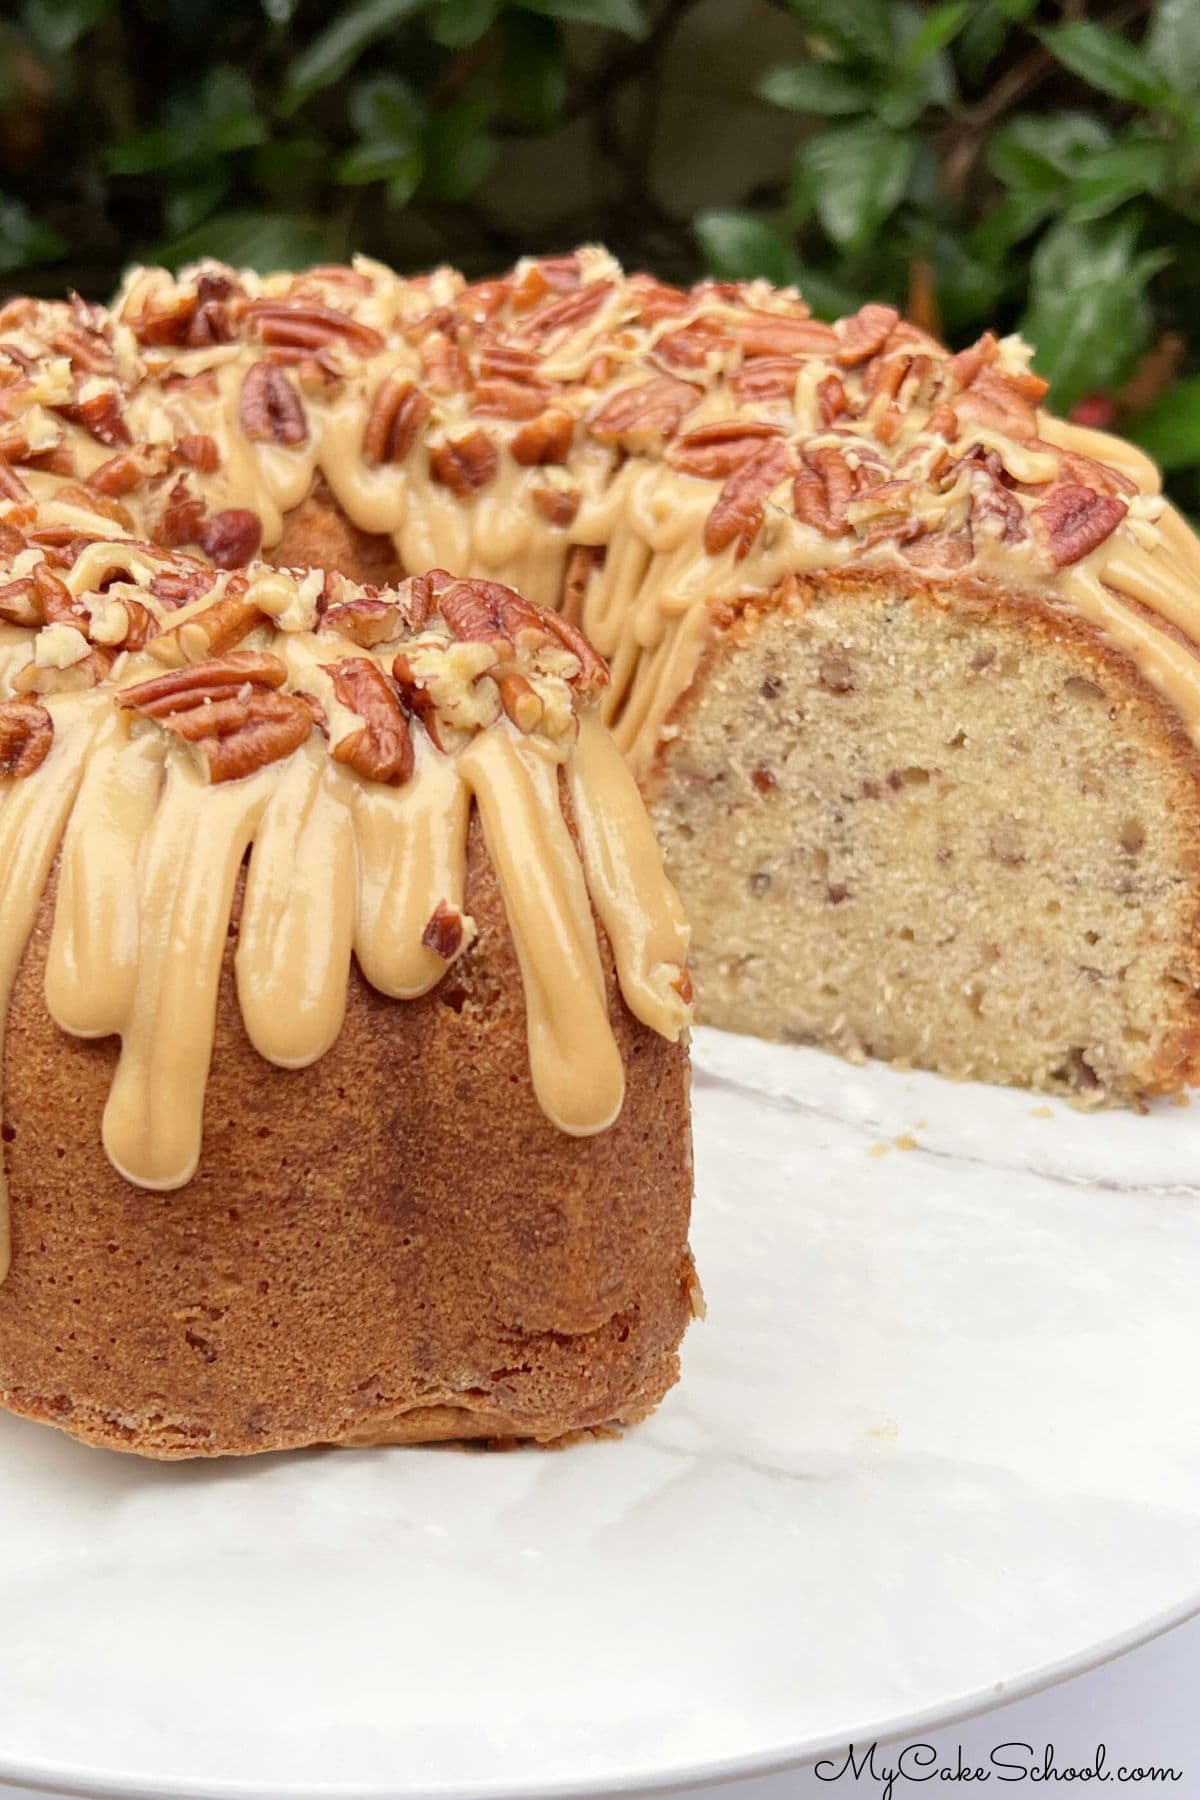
0, 1027, 1195, 1799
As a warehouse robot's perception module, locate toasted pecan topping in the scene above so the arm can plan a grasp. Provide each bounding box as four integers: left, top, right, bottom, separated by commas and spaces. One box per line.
322, 596, 404, 648
118, 652, 288, 717
329, 656, 414, 785
422, 900, 467, 961
511, 408, 574, 466
363, 374, 432, 466
149, 592, 265, 662
588, 375, 702, 449
836, 303, 900, 367
531, 484, 581, 527
705, 439, 794, 558
198, 508, 262, 570
428, 428, 498, 496
739, 312, 839, 358
668, 420, 784, 480
245, 300, 384, 357
56, 389, 131, 448
239, 361, 308, 446
1035, 484, 1127, 566
0, 695, 53, 778
792, 446, 858, 536
435, 572, 608, 693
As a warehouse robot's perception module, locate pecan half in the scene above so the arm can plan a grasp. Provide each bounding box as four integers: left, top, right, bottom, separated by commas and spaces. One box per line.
588, 376, 702, 450
435, 573, 608, 693
515, 281, 613, 343
33, 561, 88, 629
0, 695, 53, 778
739, 312, 839, 358
705, 439, 794, 558
239, 362, 308, 446
169, 690, 314, 782
118, 652, 288, 717
1035, 484, 1127, 566
329, 657, 414, 786
667, 420, 784, 480
0, 576, 39, 627
731, 357, 801, 404
419, 329, 468, 395
428, 428, 498, 496
174, 433, 221, 474
245, 301, 383, 357
836, 303, 900, 367
792, 446, 858, 536
511, 408, 574, 466
363, 374, 432, 466
198, 508, 262, 570
472, 378, 550, 420
150, 589, 264, 662
817, 373, 849, 425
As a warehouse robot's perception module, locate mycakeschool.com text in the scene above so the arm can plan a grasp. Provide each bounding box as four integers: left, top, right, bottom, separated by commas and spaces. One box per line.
812, 1742, 1183, 1798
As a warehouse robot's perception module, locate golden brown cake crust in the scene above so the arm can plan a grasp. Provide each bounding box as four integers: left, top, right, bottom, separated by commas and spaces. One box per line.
0, 814, 694, 1459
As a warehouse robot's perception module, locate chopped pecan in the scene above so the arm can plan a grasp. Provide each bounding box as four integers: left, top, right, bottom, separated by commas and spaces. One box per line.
56, 389, 131, 448
739, 312, 839, 357
150, 566, 213, 612
174, 433, 221, 474
87, 445, 170, 497
817, 373, 849, 425
531, 484, 581, 527
925, 402, 958, 439
322, 596, 404, 647
117, 652, 289, 717
0, 576, 39, 627
422, 900, 468, 960
792, 446, 858, 536
956, 367, 1042, 441
945, 332, 998, 390
588, 375, 702, 449
246, 301, 384, 356
198, 508, 262, 570
511, 408, 574, 466
0, 695, 52, 777
362, 374, 432, 467
239, 362, 308, 446
329, 657, 414, 786
52, 480, 134, 531
33, 562, 88, 629
493, 667, 545, 732
153, 478, 207, 550
0, 462, 31, 502
705, 439, 794, 558
1035, 484, 1127, 566
428, 428, 498, 496
627, 276, 690, 323
667, 420, 784, 480
419, 329, 468, 395
435, 573, 608, 693
391, 650, 446, 751
836, 303, 901, 367
47, 324, 113, 377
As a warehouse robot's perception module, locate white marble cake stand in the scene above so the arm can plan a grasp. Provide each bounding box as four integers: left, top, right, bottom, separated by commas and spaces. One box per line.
0, 1026, 1195, 1799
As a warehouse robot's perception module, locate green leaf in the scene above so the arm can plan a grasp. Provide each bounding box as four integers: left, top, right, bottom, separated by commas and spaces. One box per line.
503, 13, 566, 130
20, 0, 110, 54
164, 172, 230, 236
1069, 139, 1170, 222
157, 210, 328, 273
1146, 0, 1200, 97
516, 0, 645, 37
1130, 376, 1200, 470
757, 62, 870, 115
107, 68, 266, 175
795, 121, 916, 252
0, 195, 67, 273
336, 140, 424, 186
1040, 22, 1174, 108
694, 209, 799, 286
987, 112, 1111, 191
283, 0, 433, 111
429, 0, 500, 47
782, 0, 894, 65
422, 99, 497, 200
899, 0, 969, 68
349, 73, 423, 144
1022, 218, 1172, 411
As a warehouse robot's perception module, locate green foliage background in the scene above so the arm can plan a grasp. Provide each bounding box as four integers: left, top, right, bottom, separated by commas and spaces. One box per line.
4, 0, 1200, 495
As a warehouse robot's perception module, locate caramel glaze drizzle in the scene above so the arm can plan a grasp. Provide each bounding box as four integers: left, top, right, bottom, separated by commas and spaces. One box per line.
0, 557, 691, 1278
3, 246, 1200, 1270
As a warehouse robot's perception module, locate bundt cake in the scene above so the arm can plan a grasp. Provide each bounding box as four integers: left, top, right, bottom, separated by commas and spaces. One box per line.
0, 493, 696, 1452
